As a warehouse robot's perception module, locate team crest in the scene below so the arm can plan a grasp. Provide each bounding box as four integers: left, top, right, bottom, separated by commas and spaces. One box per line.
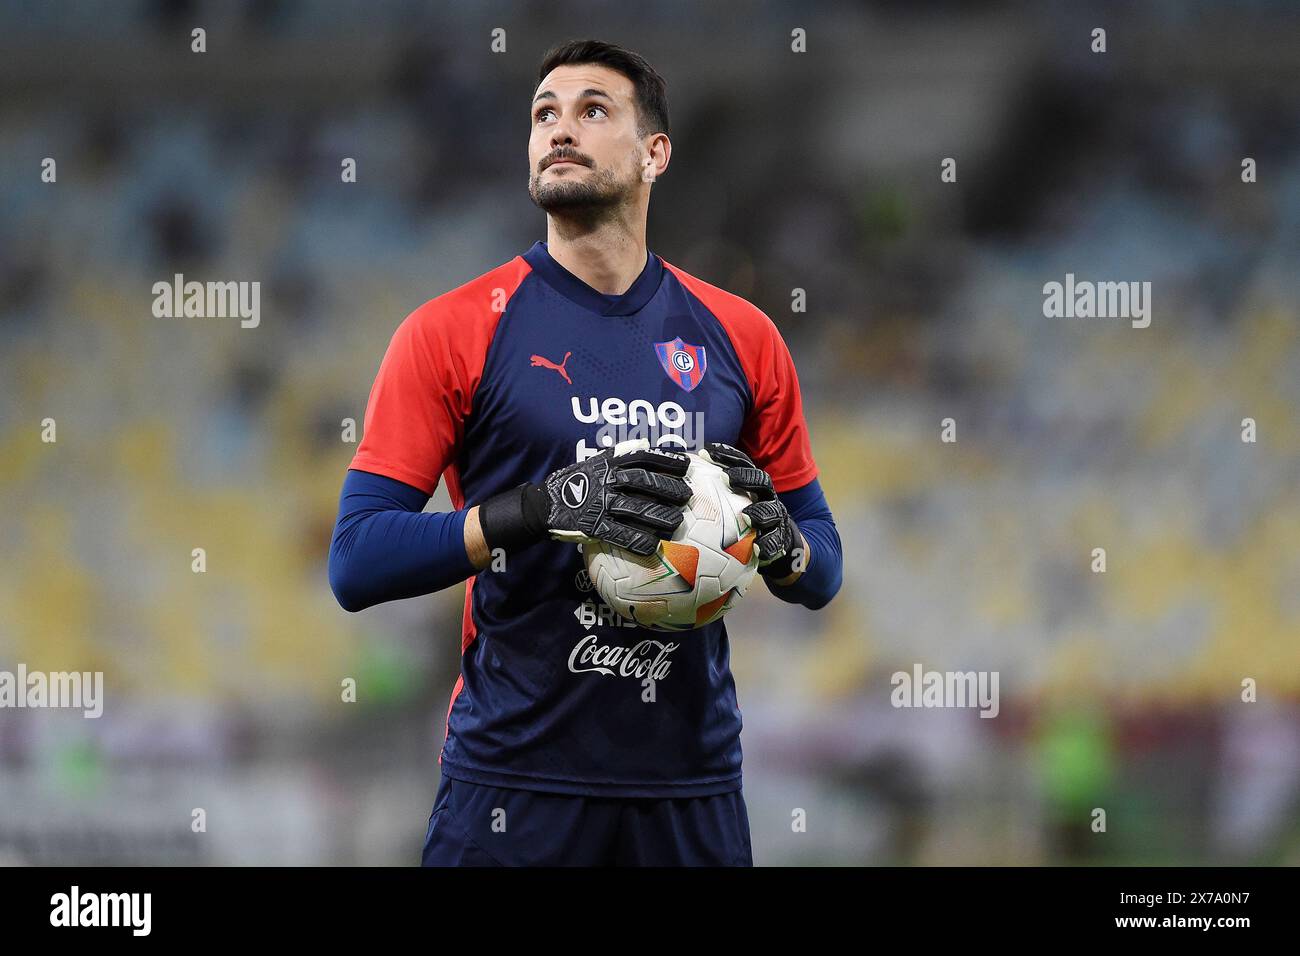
654, 337, 707, 392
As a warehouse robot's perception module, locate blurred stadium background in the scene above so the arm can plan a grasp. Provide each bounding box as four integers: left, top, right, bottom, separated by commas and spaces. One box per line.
1, 0, 1298, 865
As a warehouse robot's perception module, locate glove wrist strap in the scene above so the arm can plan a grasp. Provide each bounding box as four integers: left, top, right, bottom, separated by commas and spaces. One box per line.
478, 484, 550, 554
759, 550, 798, 580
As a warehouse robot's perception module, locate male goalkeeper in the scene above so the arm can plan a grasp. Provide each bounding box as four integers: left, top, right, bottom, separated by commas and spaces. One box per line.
329, 39, 842, 866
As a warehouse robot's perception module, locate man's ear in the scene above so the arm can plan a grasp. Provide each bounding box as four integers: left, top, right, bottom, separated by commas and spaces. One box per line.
642, 133, 670, 183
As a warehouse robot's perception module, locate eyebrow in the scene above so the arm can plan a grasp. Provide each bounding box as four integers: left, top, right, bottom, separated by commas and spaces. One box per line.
532, 87, 614, 107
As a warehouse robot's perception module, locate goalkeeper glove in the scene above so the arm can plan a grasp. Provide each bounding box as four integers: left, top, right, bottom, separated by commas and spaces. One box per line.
699, 442, 804, 578
478, 440, 693, 557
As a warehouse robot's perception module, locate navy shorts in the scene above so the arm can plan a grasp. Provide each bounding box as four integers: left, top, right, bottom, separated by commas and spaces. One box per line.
421, 773, 753, 866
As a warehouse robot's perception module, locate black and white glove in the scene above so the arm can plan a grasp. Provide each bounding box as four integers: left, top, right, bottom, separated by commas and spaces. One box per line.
700, 442, 804, 578
478, 440, 693, 557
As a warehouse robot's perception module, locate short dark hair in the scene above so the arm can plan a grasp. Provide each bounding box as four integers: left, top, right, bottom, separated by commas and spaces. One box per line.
537, 39, 670, 138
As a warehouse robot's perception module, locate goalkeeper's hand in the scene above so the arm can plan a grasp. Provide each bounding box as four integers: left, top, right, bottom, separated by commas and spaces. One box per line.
699, 442, 805, 577
478, 439, 693, 557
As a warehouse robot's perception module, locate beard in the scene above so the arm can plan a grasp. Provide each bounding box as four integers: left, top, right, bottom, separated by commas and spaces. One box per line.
529, 160, 637, 220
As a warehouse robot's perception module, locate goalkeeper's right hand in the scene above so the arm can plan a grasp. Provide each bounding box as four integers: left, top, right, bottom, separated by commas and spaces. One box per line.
477, 440, 693, 557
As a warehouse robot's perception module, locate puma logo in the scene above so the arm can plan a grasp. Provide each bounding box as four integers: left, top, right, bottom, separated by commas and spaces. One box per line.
530, 351, 572, 385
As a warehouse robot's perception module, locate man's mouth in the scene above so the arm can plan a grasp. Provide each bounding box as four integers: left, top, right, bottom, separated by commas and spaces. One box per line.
545, 157, 588, 170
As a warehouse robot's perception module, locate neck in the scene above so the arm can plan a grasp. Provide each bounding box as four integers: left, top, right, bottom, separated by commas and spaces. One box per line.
545, 212, 648, 295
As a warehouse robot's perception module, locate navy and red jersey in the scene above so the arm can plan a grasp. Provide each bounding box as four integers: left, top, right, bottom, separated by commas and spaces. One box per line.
350, 241, 819, 798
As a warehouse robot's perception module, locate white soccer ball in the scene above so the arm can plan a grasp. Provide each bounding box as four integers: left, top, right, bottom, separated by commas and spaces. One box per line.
584, 450, 761, 631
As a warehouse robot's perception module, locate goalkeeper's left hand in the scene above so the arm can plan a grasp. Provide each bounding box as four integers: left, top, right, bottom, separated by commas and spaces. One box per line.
700, 442, 806, 579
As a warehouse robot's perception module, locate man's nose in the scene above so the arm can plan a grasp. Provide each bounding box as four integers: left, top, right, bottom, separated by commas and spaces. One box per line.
549, 119, 578, 150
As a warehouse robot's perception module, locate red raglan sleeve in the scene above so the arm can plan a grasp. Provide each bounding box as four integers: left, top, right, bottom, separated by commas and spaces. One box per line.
348, 258, 531, 498
661, 261, 819, 492
348, 300, 474, 496
735, 310, 820, 493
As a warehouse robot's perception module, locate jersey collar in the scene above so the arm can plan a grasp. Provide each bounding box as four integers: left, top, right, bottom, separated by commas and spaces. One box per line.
522, 240, 664, 317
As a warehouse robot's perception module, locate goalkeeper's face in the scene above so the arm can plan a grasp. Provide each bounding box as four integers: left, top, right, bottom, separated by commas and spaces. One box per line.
528, 64, 652, 216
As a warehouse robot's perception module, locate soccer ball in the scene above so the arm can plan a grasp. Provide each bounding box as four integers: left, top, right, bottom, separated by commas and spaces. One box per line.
584, 450, 760, 631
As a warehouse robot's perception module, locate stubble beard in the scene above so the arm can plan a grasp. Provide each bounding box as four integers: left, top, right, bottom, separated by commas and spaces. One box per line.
529, 161, 637, 226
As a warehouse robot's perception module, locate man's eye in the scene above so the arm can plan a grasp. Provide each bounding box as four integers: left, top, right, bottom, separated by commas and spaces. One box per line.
585, 105, 607, 118
535, 109, 554, 123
